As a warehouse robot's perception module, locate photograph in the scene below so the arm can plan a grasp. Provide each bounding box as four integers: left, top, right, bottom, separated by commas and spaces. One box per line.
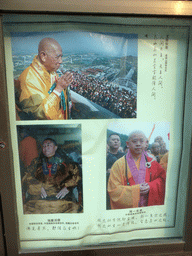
11, 30, 138, 120
17, 124, 83, 214
106, 122, 169, 210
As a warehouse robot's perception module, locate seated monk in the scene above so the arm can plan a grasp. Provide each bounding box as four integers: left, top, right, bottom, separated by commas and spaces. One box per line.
22, 138, 82, 214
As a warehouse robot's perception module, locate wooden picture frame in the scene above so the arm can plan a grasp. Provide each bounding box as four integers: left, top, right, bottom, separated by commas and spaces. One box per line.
0, 1, 192, 255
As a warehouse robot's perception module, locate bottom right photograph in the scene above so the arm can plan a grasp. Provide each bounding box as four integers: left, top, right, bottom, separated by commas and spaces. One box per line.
106, 122, 169, 210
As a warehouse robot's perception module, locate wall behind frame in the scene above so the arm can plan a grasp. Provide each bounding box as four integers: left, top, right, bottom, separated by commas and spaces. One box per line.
1, 0, 192, 16
0, 15, 19, 256
1, 9, 192, 256
0, 204, 5, 256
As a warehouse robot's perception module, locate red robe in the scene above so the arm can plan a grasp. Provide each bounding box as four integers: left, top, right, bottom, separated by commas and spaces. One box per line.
108, 155, 166, 209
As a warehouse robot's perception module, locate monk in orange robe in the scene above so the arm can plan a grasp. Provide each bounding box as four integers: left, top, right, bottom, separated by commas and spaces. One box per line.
17, 38, 73, 120
108, 130, 166, 209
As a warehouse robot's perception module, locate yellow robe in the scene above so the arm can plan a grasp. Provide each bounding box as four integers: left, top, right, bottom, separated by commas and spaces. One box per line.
18, 56, 68, 120
108, 157, 140, 209
160, 152, 169, 172
108, 155, 166, 209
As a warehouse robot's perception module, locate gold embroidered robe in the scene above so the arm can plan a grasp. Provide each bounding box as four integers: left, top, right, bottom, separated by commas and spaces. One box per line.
22, 157, 82, 214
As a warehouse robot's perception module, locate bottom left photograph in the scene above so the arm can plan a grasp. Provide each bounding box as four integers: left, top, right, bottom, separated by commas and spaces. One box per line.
17, 124, 83, 215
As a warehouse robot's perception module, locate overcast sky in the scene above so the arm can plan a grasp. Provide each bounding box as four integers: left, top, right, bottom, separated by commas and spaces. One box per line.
11, 31, 138, 57
107, 121, 170, 149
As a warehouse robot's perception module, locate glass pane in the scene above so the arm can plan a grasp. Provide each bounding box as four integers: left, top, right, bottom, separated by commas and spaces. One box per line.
2, 14, 192, 251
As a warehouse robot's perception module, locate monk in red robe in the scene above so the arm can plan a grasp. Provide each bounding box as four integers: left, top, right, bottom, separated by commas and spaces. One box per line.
108, 130, 166, 209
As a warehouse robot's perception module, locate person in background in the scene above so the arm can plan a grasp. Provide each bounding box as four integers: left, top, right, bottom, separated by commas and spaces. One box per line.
107, 134, 125, 172
154, 136, 168, 156
106, 133, 124, 209
160, 152, 169, 172
150, 142, 161, 163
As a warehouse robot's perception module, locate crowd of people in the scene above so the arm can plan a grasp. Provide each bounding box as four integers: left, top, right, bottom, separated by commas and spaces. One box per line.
70, 72, 137, 118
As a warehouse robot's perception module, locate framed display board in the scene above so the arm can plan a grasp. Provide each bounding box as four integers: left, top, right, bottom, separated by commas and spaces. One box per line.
0, 1, 192, 256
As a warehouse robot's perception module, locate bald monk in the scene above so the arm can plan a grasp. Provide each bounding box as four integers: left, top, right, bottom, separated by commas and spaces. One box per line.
108, 130, 166, 209
17, 38, 73, 120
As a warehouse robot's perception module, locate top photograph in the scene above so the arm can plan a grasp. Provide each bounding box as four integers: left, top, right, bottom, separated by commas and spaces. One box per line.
11, 30, 138, 120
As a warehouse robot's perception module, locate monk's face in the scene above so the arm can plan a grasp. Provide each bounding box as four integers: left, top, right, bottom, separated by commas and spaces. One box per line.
42, 43, 63, 72
127, 133, 146, 157
151, 142, 160, 155
42, 140, 57, 158
154, 136, 163, 146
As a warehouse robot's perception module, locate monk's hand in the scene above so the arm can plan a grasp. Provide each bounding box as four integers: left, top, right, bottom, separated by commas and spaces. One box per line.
140, 183, 150, 195
56, 187, 69, 199
41, 187, 47, 199
55, 72, 73, 93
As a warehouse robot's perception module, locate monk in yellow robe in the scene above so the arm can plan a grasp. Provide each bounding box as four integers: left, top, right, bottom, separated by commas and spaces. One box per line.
17, 38, 73, 120
108, 131, 166, 209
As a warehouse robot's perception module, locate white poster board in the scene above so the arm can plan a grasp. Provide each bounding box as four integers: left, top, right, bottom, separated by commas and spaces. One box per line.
2, 15, 189, 250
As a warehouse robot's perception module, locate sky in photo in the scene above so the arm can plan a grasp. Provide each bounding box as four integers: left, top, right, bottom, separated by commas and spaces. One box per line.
108, 121, 170, 149
11, 31, 138, 57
